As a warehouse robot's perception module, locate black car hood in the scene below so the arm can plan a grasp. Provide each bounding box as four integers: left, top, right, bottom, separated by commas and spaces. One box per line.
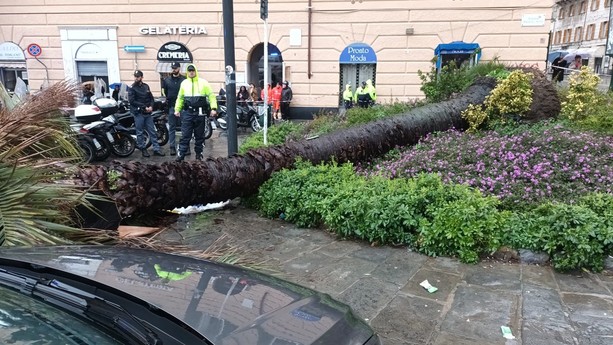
0, 246, 375, 345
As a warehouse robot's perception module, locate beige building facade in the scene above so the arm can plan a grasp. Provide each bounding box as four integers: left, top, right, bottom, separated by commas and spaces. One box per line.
1, 0, 553, 117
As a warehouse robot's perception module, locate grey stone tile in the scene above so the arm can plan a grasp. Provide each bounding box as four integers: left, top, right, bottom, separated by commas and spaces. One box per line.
369, 248, 427, 286
562, 293, 613, 336
301, 257, 379, 296
464, 262, 521, 291
422, 256, 466, 276
337, 276, 399, 321
281, 252, 335, 283
521, 284, 576, 344
554, 271, 611, 295
269, 237, 324, 263
349, 245, 395, 264
401, 268, 463, 303
521, 325, 577, 345
522, 264, 558, 290
314, 240, 363, 258
370, 295, 441, 344
440, 285, 520, 343
431, 332, 500, 345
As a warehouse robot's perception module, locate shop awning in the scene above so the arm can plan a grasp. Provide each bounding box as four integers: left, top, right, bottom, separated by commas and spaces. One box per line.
0, 61, 26, 69
156, 61, 189, 73
434, 41, 480, 55
434, 41, 481, 69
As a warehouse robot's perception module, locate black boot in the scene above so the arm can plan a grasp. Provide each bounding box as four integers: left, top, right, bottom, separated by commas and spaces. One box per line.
175, 153, 184, 162
195, 153, 203, 161
141, 149, 150, 157
170, 147, 176, 156
153, 150, 165, 157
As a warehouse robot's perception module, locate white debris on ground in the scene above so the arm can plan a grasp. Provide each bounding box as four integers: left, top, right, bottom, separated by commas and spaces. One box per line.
170, 200, 230, 214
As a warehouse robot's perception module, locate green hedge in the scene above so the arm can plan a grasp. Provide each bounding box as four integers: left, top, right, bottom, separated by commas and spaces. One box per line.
256, 161, 613, 271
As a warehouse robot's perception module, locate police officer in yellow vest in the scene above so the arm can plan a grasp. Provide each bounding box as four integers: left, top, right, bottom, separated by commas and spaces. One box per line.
174, 64, 217, 162
342, 83, 354, 110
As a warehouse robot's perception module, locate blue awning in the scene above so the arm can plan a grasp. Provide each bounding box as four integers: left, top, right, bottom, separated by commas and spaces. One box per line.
434, 41, 481, 69
434, 41, 480, 55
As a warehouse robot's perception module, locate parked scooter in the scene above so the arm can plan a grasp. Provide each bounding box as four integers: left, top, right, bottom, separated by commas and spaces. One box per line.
216, 103, 263, 133
73, 98, 136, 159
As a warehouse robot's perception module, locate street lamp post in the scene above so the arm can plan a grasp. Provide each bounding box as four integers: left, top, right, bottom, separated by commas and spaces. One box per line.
222, 0, 238, 155
261, 0, 269, 145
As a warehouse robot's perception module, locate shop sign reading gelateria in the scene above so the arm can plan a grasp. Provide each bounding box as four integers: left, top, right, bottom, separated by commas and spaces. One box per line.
139, 26, 207, 35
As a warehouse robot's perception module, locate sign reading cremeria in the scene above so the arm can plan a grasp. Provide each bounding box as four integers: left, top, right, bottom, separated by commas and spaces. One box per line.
139, 26, 207, 35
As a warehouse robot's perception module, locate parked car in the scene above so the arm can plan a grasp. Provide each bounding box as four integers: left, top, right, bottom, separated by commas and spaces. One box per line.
0, 246, 381, 345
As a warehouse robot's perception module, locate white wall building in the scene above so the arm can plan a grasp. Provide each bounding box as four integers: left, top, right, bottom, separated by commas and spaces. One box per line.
550, 0, 612, 75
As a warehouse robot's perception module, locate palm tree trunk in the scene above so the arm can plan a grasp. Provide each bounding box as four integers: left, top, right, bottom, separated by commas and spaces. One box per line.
76, 78, 499, 219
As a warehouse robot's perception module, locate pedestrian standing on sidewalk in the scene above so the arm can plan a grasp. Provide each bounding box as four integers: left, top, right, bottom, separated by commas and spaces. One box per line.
271, 82, 283, 121
129, 70, 165, 157
174, 64, 217, 162
281, 81, 293, 120
162, 62, 185, 156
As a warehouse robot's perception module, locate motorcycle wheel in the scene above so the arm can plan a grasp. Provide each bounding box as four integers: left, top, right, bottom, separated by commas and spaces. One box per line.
110, 132, 136, 157
78, 140, 95, 163
156, 123, 169, 146
217, 115, 228, 130
250, 117, 262, 132
92, 136, 112, 161
204, 118, 212, 139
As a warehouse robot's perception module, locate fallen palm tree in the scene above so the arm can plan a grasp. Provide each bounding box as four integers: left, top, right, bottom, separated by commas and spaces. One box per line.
75, 77, 501, 218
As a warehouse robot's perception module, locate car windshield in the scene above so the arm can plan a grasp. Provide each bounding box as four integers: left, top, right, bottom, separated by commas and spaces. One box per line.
0, 284, 120, 345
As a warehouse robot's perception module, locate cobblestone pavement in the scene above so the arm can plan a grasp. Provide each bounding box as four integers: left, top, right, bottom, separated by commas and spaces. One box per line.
124, 128, 613, 345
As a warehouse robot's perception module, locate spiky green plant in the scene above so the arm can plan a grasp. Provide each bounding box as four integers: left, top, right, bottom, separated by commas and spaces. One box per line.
0, 80, 107, 246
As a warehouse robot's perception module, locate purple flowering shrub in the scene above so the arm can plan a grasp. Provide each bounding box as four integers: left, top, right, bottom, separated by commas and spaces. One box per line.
357, 125, 613, 211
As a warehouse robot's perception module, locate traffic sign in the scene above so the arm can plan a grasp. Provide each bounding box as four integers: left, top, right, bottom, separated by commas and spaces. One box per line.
27, 43, 42, 57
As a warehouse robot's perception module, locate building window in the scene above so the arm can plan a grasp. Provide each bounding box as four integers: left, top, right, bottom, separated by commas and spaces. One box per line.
580, 1, 588, 13
569, 4, 576, 16
599, 21, 609, 38
575, 27, 584, 42
554, 31, 562, 44
586, 24, 596, 40
559, 6, 566, 19
0, 69, 28, 93
591, 0, 600, 10
563, 29, 572, 43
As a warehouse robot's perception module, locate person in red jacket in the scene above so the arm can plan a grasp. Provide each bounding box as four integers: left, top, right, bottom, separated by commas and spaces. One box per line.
271, 82, 283, 121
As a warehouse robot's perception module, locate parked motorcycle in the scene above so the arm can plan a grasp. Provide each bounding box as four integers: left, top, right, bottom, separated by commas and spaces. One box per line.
73, 98, 136, 159
114, 99, 169, 148
216, 103, 263, 133
68, 122, 98, 163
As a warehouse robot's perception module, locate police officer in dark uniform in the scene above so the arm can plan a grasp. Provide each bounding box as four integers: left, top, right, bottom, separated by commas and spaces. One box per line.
162, 62, 186, 156
128, 70, 165, 157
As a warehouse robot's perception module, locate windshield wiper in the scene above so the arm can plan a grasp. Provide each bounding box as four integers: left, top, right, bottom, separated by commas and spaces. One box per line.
0, 269, 162, 345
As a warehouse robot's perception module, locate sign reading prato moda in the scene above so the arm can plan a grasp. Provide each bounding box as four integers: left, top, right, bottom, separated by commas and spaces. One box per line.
339, 43, 377, 64
140, 26, 207, 35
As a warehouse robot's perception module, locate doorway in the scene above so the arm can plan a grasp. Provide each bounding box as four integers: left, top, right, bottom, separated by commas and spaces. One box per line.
248, 43, 284, 96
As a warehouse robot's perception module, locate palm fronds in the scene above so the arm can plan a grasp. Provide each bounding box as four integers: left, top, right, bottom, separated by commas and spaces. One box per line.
0, 80, 82, 167
0, 81, 109, 247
